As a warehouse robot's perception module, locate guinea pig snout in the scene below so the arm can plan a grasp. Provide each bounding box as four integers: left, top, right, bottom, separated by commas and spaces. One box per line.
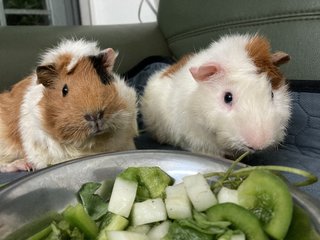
242, 130, 273, 151
84, 111, 104, 122
84, 110, 105, 133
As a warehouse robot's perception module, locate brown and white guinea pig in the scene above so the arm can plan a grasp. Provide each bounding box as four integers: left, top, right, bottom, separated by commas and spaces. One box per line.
140, 34, 291, 158
0, 39, 138, 172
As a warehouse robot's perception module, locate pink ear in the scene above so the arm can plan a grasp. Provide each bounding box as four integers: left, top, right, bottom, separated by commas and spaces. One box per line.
189, 62, 220, 81
101, 48, 119, 71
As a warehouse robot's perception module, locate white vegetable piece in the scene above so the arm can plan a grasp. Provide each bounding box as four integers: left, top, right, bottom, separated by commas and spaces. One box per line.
107, 230, 149, 240
231, 231, 246, 240
108, 177, 138, 218
147, 221, 171, 240
132, 198, 167, 226
217, 187, 239, 204
165, 183, 192, 219
127, 224, 151, 234
183, 173, 217, 211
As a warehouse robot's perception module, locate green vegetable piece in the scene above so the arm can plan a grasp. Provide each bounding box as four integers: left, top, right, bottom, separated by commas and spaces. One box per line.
4, 212, 62, 240
163, 220, 212, 240
119, 167, 174, 200
70, 227, 85, 240
176, 219, 225, 235
118, 167, 139, 181
45, 223, 63, 240
217, 230, 233, 240
63, 203, 98, 239
237, 170, 293, 240
77, 182, 108, 220
100, 212, 129, 230
99, 179, 115, 201
206, 203, 268, 240
193, 210, 231, 229
138, 167, 174, 198
285, 205, 320, 240
26, 225, 52, 240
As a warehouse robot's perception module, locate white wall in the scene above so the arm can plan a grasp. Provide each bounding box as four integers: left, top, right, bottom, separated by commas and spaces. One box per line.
80, 0, 158, 25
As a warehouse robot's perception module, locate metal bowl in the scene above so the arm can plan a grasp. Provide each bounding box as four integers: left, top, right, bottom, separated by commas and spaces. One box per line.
0, 150, 319, 239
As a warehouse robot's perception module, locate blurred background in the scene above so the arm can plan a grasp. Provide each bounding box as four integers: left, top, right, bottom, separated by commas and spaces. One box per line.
0, 0, 158, 26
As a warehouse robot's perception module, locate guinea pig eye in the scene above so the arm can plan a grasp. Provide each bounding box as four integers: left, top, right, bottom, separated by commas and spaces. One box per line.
271, 91, 274, 99
224, 92, 233, 104
62, 84, 68, 97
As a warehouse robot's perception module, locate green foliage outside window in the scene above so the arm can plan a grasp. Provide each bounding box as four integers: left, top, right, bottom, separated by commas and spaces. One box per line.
4, 0, 46, 9
3, 0, 50, 25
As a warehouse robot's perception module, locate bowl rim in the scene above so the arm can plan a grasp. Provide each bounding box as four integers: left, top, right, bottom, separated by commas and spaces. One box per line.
0, 149, 319, 236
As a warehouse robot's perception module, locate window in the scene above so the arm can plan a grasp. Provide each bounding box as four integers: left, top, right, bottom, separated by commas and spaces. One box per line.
0, 0, 80, 26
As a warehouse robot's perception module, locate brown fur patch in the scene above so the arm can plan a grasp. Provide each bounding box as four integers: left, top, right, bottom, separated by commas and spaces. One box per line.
56, 54, 73, 73
0, 77, 33, 152
162, 54, 193, 78
39, 56, 127, 143
246, 36, 285, 89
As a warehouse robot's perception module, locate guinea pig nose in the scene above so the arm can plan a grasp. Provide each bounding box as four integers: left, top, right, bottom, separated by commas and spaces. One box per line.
97, 110, 104, 120
84, 111, 104, 122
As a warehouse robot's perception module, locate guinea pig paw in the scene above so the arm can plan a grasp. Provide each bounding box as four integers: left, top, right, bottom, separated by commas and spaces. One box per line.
0, 159, 34, 172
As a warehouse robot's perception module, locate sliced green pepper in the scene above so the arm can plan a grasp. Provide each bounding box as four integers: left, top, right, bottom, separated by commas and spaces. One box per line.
206, 202, 268, 240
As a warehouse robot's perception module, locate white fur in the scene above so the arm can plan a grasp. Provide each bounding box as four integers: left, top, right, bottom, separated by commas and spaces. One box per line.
140, 34, 291, 157
40, 38, 100, 72
18, 76, 65, 168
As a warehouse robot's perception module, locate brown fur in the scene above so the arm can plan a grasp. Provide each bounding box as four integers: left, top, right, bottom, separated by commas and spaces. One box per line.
246, 36, 285, 89
162, 54, 193, 77
0, 77, 33, 152
39, 56, 127, 143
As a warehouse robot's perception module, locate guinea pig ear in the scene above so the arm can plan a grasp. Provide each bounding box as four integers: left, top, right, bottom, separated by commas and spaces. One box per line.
189, 62, 221, 82
100, 48, 118, 72
271, 51, 290, 66
36, 64, 57, 88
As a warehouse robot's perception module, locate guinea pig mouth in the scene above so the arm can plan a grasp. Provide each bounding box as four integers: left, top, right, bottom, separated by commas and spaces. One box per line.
87, 121, 106, 135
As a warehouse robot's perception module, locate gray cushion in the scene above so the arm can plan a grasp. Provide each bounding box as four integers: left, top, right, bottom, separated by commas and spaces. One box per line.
157, 0, 320, 81
0, 23, 170, 91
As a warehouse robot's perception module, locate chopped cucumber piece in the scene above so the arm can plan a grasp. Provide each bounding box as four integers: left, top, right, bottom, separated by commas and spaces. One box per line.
231, 231, 246, 240
238, 170, 293, 240
183, 173, 217, 211
165, 183, 192, 219
132, 198, 167, 226
163, 220, 212, 240
217, 187, 239, 204
285, 205, 320, 240
138, 167, 174, 198
218, 230, 245, 240
119, 167, 174, 200
26, 225, 52, 240
107, 230, 149, 240
108, 177, 138, 218
127, 224, 151, 234
98, 212, 129, 240
206, 203, 268, 240
147, 221, 171, 240
217, 229, 233, 240
62, 203, 98, 239
77, 182, 108, 220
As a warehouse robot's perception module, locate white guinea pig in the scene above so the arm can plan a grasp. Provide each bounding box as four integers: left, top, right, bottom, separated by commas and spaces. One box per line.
140, 34, 291, 158
0, 39, 138, 172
